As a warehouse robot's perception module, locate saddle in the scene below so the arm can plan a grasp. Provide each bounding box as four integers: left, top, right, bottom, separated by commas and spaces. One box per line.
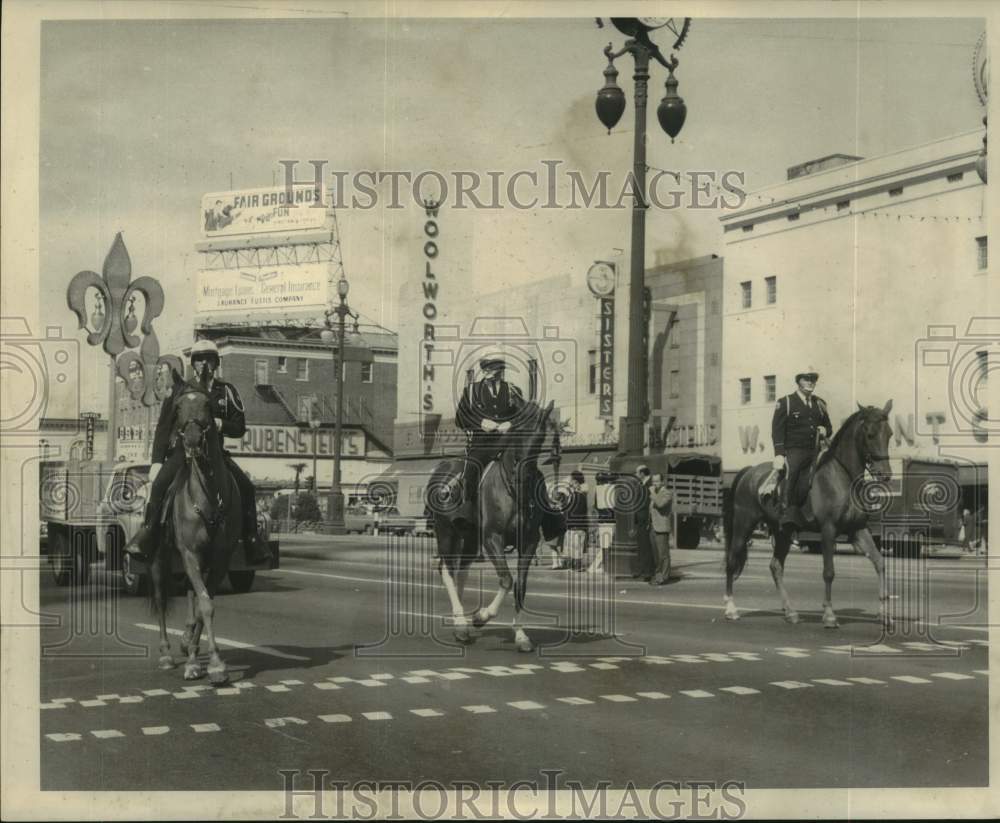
157, 462, 233, 539
759, 452, 826, 528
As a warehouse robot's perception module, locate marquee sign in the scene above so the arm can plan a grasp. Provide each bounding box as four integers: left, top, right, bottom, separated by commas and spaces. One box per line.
200, 183, 327, 239
228, 425, 366, 458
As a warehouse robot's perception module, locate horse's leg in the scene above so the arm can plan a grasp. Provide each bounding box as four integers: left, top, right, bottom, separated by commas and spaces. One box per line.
202, 564, 229, 685
853, 527, 893, 629
437, 538, 472, 644
178, 553, 207, 680
820, 523, 840, 628
180, 588, 198, 657
724, 508, 755, 621
151, 550, 174, 669
472, 531, 513, 628
769, 530, 799, 624
511, 544, 535, 653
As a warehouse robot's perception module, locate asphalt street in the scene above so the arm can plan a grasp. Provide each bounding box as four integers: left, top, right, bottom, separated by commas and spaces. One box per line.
39, 535, 990, 793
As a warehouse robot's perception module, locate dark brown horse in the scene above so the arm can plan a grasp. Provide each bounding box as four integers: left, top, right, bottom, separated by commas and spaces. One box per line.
149, 372, 242, 684
723, 401, 894, 628
428, 399, 561, 652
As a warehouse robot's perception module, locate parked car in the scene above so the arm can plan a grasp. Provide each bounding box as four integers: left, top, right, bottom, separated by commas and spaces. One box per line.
344, 505, 378, 535
378, 507, 434, 537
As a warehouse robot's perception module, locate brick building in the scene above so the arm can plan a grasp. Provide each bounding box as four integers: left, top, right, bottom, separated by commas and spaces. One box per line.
192, 325, 398, 511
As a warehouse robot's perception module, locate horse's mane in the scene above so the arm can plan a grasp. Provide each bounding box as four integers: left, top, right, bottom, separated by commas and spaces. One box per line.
817, 406, 877, 469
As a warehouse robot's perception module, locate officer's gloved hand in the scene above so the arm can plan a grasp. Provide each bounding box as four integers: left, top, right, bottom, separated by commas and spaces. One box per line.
772, 455, 786, 471
214, 417, 223, 431
481, 419, 499, 432
497, 421, 512, 434
149, 463, 163, 483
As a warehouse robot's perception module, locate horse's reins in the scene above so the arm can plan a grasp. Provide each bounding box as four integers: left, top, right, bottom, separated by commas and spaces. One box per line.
177, 412, 226, 533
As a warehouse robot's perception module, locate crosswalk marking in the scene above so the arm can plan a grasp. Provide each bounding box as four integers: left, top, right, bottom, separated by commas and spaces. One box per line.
91, 729, 125, 739
636, 691, 670, 700
771, 681, 813, 690
640, 655, 673, 665
46, 733, 81, 742
821, 645, 852, 655
266, 685, 291, 693
720, 686, 759, 695
265, 717, 307, 728
330, 677, 355, 683
508, 701, 545, 710
462, 705, 497, 714
279, 679, 304, 686
589, 663, 619, 670
974, 670, 989, 675
369, 673, 395, 680
600, 694, 638, 703
931, 672, 975, 681
410, 708, 444, 717
142, 726, 170, 735
726, 652, 761, 661
173, 692, 199, 700
672, 655, 708, 664
357, 680, 388, 687
812, 678, 853, 686
848, 677, 886, 685
313, 682, 340, 691
557, 697, 595, 705
79, 699, 107, 707
96, 693, 120, 700
191, 723, 221, 732
891, 676, 932, 684
855, 644, 901, 654
438, 672, 470, 680
702, 653, 734, 662
51, 698, 76, 704
318, 714, 352, 723
775, 649, 810, 659
403, 676, 431, 684
550, 663, 586, 673
118, 695, 144, 704
40, 703, 65, 710
680, 689, 714, 698
362, 711, 393, 721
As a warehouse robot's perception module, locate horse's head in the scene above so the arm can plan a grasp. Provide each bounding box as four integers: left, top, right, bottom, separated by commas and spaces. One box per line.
855, 399, 893, 482
171, 369, 213, 459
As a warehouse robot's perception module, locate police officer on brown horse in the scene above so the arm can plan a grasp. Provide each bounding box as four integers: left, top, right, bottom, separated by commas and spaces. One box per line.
451, 356, 564, 538
127, 339, 272, 564
771, 367, 833, 531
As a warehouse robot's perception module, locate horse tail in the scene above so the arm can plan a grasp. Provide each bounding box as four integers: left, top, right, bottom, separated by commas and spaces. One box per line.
724, 465, 752, 581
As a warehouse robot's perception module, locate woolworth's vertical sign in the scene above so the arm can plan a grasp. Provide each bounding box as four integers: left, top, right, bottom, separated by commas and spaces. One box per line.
421, 200, 440, 413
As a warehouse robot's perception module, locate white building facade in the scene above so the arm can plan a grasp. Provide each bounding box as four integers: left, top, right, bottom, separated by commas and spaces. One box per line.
719, 130, 991, 489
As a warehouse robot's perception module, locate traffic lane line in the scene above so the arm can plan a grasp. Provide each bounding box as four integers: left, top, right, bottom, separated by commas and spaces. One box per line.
133, 623, 310, 661
276, 567, 991, 633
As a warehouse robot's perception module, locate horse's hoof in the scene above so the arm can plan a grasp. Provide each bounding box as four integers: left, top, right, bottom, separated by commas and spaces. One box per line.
823, 618, 840, 629
471, 611, 489, 629
784, 611, 800, 624
183, 663, 203, 680
516, 640, 534, 653
453, 630, 474, 645
208, 667, 229, 686
724, 609, 740, 621
158, 655, 175, 670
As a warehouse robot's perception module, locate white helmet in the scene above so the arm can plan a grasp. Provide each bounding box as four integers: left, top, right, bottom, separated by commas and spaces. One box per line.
190, 339, 220, 363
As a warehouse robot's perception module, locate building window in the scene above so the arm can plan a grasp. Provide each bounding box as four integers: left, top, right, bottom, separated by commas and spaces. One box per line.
710, 299, 719, 315
295, 358, 309, 381
709, 352, 718, 367
947, 172, 964, 183
740, 281, 752, 309
669, 369, 680, 399
888, 187, 903, 197
977, 236, 988, 270
277, 356, 288, 373
528, 358, 539, 400
741, 224, 754, 233
837, 200, 850, 211
360, 362, 373, 384
787, 212, 800, 222
765, 276, 777, 305
588, 350, 597, 395
709, 404, 718, 419
764, 375, 776, 403
254, 359, 269, 385
740, 378, 751, 405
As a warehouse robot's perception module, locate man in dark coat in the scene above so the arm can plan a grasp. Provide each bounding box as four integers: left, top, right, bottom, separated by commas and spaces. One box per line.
126, 340, 271, 564
632, 465, 656, 581
771, 367, 833, 529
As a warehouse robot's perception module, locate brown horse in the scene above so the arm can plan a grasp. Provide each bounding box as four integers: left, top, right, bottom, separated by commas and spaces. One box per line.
428, 399, 561, 652
723, 400, 894, 628
149, 373, 242, 684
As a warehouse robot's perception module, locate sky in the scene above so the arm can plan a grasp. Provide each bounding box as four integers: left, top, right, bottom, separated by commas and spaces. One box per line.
38, 14, 987, 415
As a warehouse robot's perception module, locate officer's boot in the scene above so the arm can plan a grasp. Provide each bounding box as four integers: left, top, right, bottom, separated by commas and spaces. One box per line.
243, 509, 272, 566
125, 508, 157, 561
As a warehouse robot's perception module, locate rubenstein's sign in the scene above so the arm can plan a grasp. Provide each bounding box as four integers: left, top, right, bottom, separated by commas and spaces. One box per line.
201, 183, 327, 239
228, 425, 365, 458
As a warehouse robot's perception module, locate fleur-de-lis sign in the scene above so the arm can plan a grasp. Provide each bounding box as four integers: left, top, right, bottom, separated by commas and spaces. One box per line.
116, 331, 184, 407
66, 233, 165, 357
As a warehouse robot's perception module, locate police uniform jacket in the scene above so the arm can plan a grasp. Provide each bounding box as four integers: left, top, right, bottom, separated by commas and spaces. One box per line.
455, 379, 525, 433
771, 392, 832, 456
151, 378, 247, 463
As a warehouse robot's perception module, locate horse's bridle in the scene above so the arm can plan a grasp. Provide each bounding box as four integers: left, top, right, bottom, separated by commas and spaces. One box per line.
179, 417, 210, 460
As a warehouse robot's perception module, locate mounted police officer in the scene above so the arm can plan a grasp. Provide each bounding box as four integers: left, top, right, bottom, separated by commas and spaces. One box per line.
451, 356, 565, 539
771, 367, 833, 530
126, 340, 272, 565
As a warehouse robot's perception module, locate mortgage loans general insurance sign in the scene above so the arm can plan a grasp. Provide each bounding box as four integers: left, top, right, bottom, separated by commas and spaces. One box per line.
196, 261, 329, 318
200, 182, 327, 239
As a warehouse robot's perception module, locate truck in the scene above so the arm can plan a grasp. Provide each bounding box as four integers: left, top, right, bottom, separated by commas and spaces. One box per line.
39, 459, 279, 594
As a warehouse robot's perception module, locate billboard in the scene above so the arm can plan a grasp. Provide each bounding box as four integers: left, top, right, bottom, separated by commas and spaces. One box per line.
196, 261, 329, 320
201, 183, 328, 238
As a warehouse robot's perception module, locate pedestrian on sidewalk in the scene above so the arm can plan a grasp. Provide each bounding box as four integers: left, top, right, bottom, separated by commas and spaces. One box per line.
632, 465, 655, 581
649, 473, 674, 585
588, 472, 615, 574
564, 471, 590, 571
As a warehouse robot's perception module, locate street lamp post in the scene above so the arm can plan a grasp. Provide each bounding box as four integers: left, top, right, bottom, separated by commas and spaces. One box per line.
321, 276, 360, 534
595, 17, 690, 456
